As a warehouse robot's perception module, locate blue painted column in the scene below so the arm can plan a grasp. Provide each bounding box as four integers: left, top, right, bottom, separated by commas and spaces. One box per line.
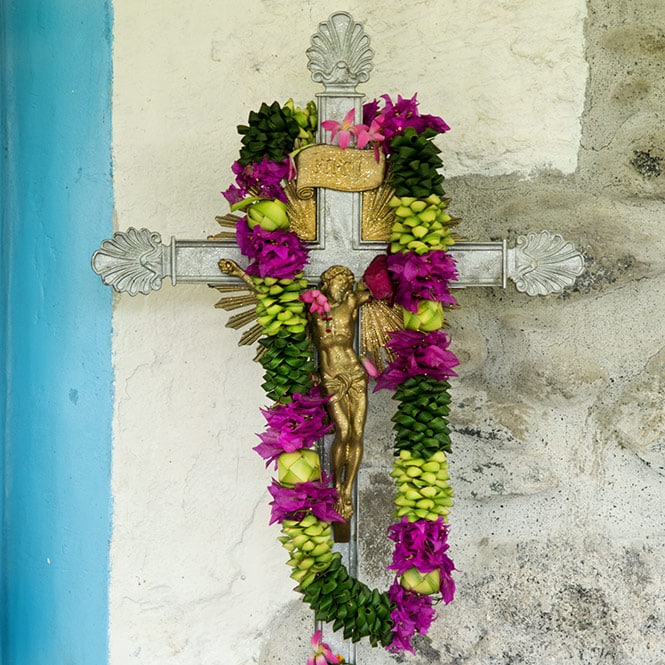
1, 1, 114, 663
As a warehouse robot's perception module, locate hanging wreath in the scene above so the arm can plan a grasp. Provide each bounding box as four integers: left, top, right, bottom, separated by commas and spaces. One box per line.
216, 94, 460, 662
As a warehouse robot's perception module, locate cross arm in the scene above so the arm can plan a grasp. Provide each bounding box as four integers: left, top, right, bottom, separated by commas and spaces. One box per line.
91, 227, 584, 297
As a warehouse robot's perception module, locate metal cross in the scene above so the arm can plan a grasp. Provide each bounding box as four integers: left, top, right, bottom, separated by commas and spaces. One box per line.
91, 11, 584, 663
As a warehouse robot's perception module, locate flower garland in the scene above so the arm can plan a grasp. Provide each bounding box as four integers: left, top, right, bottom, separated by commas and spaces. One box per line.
221, 94, 459, 661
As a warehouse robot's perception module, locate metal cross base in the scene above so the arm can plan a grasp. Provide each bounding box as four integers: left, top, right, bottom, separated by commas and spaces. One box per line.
92, 10, 585, 664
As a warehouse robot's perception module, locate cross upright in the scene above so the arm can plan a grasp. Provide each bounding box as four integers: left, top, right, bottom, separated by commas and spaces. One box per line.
91, 11, 584, 664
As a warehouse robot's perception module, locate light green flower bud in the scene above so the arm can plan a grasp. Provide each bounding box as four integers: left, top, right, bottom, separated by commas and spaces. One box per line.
278, 449, 321, 486
400, 567, 441, 595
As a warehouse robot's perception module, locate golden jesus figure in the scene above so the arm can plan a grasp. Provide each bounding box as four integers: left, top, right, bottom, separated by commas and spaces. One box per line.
218, 259, 371, 542
308, 266, 371, 535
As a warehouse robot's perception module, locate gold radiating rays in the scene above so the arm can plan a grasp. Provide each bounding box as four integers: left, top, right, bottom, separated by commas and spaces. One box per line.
212, 283, 263, 346
361, 183, 395, 242
209, 213, 242, 240
284, 180, 317, 241
360, 299, 402, 372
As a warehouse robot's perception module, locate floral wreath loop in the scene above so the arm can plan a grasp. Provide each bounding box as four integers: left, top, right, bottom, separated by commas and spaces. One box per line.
220, 94, 460, 662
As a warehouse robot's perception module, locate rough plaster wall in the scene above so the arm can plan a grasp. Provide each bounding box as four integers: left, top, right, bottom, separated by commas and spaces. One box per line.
105, 0, 665, 663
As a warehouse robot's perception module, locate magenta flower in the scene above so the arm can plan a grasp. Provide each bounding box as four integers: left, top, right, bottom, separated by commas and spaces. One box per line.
386, 578, 436, 654
222, 157, 290, 205
307, 630, 342, 665
362, 98, 381, 128
268, 473, 344, 524
374, 329, 459, 392
386, 251, 458, 312
253, 388, 333, 467
363, 93, 450, 152
362, 254, 395, 302
235, 218, 309, 279
221, 184, 246, 206
321, 108, 361, 150
387, 517, 456, 597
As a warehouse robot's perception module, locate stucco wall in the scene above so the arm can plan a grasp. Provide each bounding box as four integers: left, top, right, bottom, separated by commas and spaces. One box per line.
110, 1, 665, 664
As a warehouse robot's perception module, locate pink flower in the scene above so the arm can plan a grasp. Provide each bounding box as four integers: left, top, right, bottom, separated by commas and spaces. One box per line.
355, 115, 386, 161
322, 108, 386, 160
321, 109, 360, 150
307, 630, 342, 665
301, 289, 331, 315
355, 116, 385, 149
361, 356, 379, 379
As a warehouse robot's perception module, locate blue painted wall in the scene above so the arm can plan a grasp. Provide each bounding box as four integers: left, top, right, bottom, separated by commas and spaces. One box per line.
1, 1, 114, 663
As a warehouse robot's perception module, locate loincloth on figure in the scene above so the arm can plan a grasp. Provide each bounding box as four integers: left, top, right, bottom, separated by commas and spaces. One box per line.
322, 366, 367, 404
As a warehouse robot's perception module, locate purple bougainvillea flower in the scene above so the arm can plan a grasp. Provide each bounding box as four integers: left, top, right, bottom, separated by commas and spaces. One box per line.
253, 388, 332, 467
362, 98, 381, 126
362, 93, 450, 152
386, 251, 458, 312
222, 157, 290, 205
387, 517, 456, 586
268, 473, 344, 525
251, 231, 308, 279
235, 216, 255, 256
221, 183, 246, 206
235, 218, 309, 279
362, 254, 395, 302
374, 329, 459, 392
386, 578, 436, 654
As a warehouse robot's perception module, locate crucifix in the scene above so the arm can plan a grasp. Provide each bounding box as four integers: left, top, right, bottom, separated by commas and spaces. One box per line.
92, 11, 584, 663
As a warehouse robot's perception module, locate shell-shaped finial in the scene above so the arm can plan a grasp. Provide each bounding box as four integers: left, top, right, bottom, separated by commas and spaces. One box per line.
91, 227, 165, 296
307, 11, 374, 93
512, 231, 584, 296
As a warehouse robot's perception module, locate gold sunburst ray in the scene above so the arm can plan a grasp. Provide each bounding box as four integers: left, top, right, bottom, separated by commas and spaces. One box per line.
361, 183, 396, 242
208, 213, 242, 240
283, 180, 317, 241
214, 213, 242, 228
239, 323, 264, 347
213, 293, 258, 311
226, 308, 260, 330
360, 299, 403, 372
